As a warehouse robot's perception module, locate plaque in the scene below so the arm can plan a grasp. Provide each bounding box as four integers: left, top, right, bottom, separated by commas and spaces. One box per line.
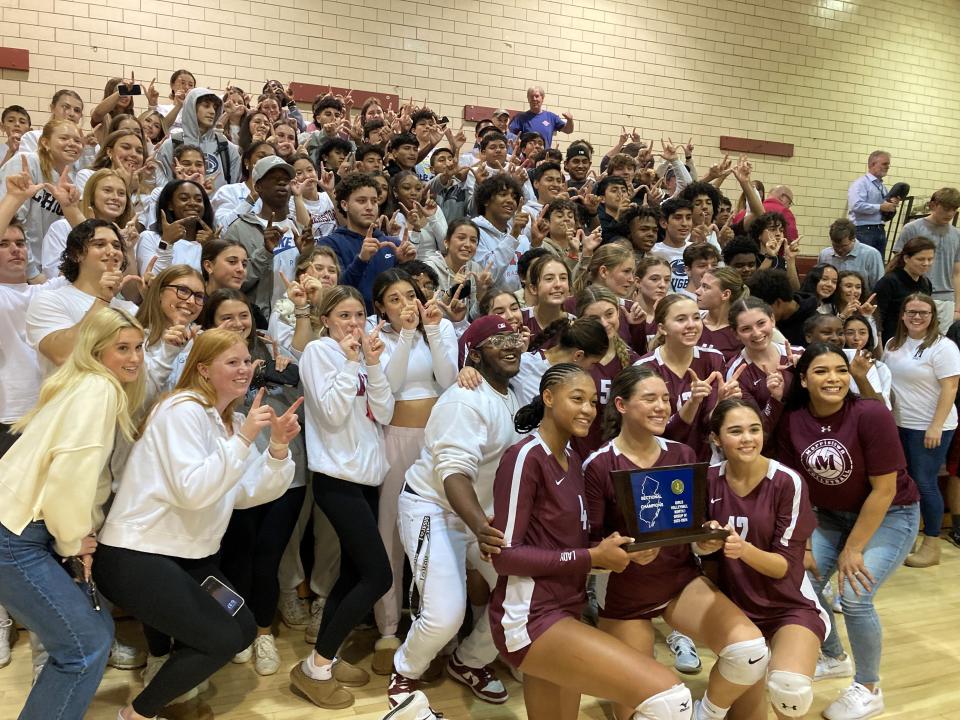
611, 462, 729, 551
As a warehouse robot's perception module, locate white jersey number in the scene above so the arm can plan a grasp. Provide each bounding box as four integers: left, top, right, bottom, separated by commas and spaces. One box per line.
578, 494, 588, 531
727, 515, 748, 541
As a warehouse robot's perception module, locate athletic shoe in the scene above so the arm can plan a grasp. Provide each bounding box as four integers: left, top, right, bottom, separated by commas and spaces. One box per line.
947, 528, 960, 549
233, 644, 252, 663
445, 651, 508, 704
253, 635, 281, 676
822, 682, 884, 720
32, 663, 44, 686
373, 636, 402, 675
666, 631, 701, 674
388, 669, 420, 709
290, 662, 354, 709
382, 690, 444, 719
108, 639, 147, 670
142, 654, 201, 704
305, 599, 324, 644
278, 592, 310, 628
0, 619, 12, 668
815, 653, 854, 681
333, 658, 370, 687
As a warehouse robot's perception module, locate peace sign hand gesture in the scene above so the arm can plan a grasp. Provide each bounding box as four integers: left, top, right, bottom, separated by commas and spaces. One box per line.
361, 320, 387, 364
719, 364, 745, 400
269, 397, 304, 447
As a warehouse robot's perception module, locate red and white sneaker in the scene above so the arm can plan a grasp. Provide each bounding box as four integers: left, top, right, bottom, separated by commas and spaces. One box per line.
387, 669, 420, 709
445, 651, 508, 704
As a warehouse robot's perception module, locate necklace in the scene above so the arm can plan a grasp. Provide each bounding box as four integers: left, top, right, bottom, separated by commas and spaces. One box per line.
490, 384, 517, 417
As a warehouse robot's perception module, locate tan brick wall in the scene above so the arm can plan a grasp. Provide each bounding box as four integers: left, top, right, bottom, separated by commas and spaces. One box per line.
2, 0, 957, 252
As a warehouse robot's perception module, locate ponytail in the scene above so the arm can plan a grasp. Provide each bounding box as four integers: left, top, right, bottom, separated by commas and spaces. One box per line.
514, 362, 588, 433
601, 365, 661, 440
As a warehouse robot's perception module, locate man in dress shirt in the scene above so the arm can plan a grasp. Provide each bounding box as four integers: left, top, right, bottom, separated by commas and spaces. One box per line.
847, 150, 900, 258
818, 218, 884, 290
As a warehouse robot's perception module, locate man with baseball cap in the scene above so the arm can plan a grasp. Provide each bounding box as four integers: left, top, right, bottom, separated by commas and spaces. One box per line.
489, 108, 517, 145
388, 315, 522, 711
224, 155, 304, 319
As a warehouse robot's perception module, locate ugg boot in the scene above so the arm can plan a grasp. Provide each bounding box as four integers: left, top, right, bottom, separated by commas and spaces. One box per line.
905, 535, 941, 567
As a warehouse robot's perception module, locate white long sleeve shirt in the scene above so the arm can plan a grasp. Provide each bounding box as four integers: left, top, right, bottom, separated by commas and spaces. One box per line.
381, 321, 458, 400
404, 381, 523, 516
472, 215, 530, 292
99, 392, 294, 559
300, 336, 395, 485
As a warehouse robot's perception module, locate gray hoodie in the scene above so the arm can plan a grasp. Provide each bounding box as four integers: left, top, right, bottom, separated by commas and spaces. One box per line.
155, 87, 241, 192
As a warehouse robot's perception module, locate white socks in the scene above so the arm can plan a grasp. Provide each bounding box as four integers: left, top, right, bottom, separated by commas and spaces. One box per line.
696, 692, 728, 720
300, 652, 332, 680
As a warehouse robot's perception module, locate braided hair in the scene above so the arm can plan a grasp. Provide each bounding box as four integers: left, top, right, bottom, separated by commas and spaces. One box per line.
515, 362, 590, 433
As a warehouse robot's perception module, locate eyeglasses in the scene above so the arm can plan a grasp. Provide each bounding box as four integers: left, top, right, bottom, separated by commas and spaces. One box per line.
163, 284, 206, 304
904, 310, 932, 318
480, 333, 523, 350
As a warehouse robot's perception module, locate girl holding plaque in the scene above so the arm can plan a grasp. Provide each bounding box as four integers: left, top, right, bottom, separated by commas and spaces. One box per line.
699, 398, 827, 720
490, 363, 695, 720
583, 365, 769, 720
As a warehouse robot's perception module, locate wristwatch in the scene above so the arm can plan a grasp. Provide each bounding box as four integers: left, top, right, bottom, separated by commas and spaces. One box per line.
158, 240, 169, 251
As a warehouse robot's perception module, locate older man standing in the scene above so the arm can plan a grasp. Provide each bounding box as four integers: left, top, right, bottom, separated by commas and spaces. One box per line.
508, 86, 573, 147
848, 150, 900, 258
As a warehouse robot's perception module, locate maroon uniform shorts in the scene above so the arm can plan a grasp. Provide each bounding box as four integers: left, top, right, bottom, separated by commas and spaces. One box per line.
491, 605, 580, 669
751, 608, 828, 643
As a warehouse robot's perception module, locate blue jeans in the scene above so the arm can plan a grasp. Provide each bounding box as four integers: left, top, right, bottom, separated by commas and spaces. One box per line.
855, 224, 888, 259
810, 503, 919, 685
0, 521, 113, 720
899, 426, 954, 537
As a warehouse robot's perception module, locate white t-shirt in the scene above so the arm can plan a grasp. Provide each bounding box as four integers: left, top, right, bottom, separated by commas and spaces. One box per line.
650, 241, 687, 293
40, 218, 71, 278
26, 283, 138, 378
301, 194, 337, 239
883, 335, 960, 430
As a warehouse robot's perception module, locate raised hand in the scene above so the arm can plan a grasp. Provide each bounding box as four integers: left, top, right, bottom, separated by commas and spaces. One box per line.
361, 320, 387, 364
436, 283, 467, 323
269, 397, 304, 446
239, 388, 275, 443
6, 155, 43, 200
145, 78, 159, 107
318, 162, 336, 196
660, 137, 679, 162
44, 169, 80, 209
396, 227, 417, 262
279, 270, 307, 307
339, 327, 362, 362
359, 223, 382, 262
685, 368, 716, 404
262, 216, 283, 252
195, 219, 220, 246
731, 155, 753, 184
160, 213, 189, 245
510, 209, 530, 238
859, 293, 877, 316
719, 364, 745, 400
418, 297, 442, 326
718, 216, 735, 246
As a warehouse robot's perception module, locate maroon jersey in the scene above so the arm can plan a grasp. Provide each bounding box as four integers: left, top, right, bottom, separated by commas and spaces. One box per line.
583, 438, 701, 619
725, 344, 800, 437
571, 348, 641, 459
562, 296, 648, 355
707, 461, 828, 633
635, 346, 726, 460
777, 398, 919, 512
490, 432, 591, 654
698, 323, 742, 364
520, 307, 574, 349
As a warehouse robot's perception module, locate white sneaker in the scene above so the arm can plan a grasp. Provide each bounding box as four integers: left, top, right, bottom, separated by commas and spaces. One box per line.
278, 592, 310, 628
233, 644, 253, 663
305, 599, 324, 644
815, 653, 854, 681
32, 663, 44, 686
253, 634, 281, 676
109, 639, 147, 670
822, 682, 884, 720
0, 619, 12, 668
382, 689, 444, 719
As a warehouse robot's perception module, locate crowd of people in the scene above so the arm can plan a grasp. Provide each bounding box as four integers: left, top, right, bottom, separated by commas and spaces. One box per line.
0, 72, 957, 720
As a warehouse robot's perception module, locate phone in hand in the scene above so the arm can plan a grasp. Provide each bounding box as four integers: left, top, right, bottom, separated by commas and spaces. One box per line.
118, 84, 142, 97
450, 279, 471, 298
201, 576, 245, 616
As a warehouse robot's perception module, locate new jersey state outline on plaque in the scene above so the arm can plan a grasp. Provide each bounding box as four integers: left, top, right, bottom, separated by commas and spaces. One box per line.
630, 467, 696, 534
638, 475, 664, 528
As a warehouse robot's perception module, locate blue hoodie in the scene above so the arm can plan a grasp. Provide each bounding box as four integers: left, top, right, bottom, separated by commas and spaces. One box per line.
320, 225, 400, 313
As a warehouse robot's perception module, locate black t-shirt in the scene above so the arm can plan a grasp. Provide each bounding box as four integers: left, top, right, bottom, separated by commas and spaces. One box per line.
777, 292, 819, 346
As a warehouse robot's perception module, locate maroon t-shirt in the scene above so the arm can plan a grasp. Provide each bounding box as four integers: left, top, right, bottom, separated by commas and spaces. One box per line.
636, 346, 726, 460
776, 398, 919, 512
698, 324, 742, 364
725, 345, 800, 437
572, 349, 640, 459
707, 460, 826, 625
583, 438, 701, 618
520, 307, 574, 349
491, 433, 591, 651
562, 296, 649, 355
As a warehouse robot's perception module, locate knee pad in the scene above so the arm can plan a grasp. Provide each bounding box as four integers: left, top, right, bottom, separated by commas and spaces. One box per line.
716, 637, 769, 685
766, 670, 813, 717
631, 683, 693, 720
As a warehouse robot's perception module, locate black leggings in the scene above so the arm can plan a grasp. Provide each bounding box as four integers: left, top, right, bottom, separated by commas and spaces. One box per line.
220, 485, 306, 628
94, 545, 255, 717
312, 473, 391, 659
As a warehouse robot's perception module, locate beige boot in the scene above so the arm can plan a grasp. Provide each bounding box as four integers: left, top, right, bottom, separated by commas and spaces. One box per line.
905, 535, 941, 568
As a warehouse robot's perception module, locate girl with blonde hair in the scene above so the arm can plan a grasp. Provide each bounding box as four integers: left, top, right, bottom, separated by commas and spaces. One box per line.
0, 307, 145, 720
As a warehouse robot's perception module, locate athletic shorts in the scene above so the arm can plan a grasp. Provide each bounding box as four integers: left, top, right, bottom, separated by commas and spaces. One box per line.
598, 562, 701, 621
491, 606, 578, 669
752, 609, 828, 643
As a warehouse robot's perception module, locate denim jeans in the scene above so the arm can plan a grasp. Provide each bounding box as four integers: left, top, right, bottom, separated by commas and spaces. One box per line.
0, 521, 113, 720
810, 503, 919, 685
855, 223, 889, 259
899, 427, 954, 537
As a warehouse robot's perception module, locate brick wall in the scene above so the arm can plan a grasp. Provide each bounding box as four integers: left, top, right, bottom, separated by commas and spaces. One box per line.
2, 0, 957, 252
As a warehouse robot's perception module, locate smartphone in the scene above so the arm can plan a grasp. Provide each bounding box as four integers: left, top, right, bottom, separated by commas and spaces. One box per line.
450, 279, 471, 298
182, 217, 199, 242
118, 84, 142, 97
201, 576, 245, 616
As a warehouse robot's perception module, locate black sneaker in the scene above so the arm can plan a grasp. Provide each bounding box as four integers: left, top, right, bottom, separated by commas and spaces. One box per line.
947, 529, 960, 549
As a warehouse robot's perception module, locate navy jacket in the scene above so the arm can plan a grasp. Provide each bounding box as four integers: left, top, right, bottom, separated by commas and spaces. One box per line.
320, 225, 400, 312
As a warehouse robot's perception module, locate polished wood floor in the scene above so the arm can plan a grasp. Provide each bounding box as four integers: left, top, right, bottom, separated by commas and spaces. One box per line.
2, 541, 959, 719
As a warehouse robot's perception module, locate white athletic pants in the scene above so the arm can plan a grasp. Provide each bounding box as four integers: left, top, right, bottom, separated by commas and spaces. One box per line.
393, 491, 498, 678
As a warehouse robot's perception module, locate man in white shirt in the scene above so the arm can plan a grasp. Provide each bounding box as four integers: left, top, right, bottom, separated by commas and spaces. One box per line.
388, 316, 522, 712
26, 219, 138, 377
651, 197, 694, 293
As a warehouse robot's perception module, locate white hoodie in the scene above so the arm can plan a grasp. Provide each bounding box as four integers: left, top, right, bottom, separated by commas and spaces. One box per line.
100, 391, 294, 559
